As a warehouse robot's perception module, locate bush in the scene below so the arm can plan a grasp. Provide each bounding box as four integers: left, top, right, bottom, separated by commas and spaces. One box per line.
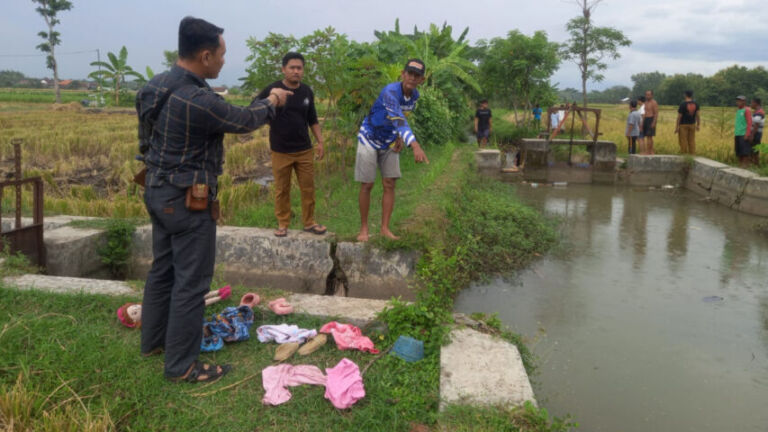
411, 86, 454, 146
492, 118, 539, 149
97, 219, 137, 279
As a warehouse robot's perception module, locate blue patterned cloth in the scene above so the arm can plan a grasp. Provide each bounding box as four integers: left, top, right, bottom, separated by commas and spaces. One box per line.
203, 305, 255, 343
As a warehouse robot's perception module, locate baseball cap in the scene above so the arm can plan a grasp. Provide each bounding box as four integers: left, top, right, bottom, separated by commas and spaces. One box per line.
736, 95, 747, 101
404, 58, 425, 76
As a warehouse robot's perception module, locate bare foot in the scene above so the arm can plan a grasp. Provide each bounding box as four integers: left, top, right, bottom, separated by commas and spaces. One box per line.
356, 229, 370, 242
381, 229, 400, 240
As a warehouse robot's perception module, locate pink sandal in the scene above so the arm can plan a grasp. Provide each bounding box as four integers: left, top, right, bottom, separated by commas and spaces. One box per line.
204, 285, 232, 306
239, 292, 260, 309
268, 298, 293, 315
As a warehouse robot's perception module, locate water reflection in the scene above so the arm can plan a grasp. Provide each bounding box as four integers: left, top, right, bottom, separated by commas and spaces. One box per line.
455, 184, 768, 432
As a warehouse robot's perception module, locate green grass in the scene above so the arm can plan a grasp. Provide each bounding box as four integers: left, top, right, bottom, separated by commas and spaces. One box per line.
230, 142, 458, 248
0, 88, 93, 104
0, 287, 440, 432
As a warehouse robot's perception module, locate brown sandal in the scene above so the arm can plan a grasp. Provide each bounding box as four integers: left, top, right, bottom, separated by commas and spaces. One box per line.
141, 347, 163, 358
274, 227, 288, 237
168, 361, 232, 384
303, 224, 327, 235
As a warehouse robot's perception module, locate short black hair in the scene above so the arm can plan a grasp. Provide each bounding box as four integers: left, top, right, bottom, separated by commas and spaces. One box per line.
282, 52, 305, 67
684, 90, 694, 98
479, 99, 488, 104
638, 96, 646, 102
753, 97, 762, 105
178, 16, 224, 60
630, 100, 638, 108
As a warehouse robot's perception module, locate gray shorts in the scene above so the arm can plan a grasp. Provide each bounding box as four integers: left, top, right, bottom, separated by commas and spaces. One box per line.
354, 140, 401, 183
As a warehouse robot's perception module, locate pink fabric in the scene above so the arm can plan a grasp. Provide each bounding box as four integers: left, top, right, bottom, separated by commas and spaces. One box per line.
325, 358, 365, 409
319, 321, 380, 354
261, 364, 327, 406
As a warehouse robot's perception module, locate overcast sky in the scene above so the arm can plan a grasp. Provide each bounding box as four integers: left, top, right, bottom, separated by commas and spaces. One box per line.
2, 0, 766, 91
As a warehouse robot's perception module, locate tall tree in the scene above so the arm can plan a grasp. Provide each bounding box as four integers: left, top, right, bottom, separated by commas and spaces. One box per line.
88, 46, 143, 105
32, 0, 73, 104
561, 0, 631, 107
479, 30, 560, 123
630, 71, 666, 98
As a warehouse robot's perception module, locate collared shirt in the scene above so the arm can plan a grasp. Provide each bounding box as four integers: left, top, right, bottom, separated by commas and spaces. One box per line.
358, 82, 419, 150
136, 65, 275, 188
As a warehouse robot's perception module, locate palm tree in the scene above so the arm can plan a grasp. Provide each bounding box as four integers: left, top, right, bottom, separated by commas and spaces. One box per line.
88, 46, 143, 105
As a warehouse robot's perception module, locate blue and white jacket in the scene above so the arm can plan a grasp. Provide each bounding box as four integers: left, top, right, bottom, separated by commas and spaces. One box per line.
358, 82, 419, 150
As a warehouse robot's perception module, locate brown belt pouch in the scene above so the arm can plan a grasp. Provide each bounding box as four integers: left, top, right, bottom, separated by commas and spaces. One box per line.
185, 184, 209, 211
133, 168, 147, 188
211, 200, 220, 221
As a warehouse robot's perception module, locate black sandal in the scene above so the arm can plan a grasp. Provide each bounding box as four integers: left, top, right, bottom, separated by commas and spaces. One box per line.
274, 227, 288, 237
169, 361, 232, 383
303, 224, 327, 235
141, 347, 164, 358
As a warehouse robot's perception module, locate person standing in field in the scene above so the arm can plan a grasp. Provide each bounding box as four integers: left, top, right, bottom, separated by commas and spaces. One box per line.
355, 59, 430, 242
643, 90, 659, 154
750, 97, 764, 165
474, 99, 492, 148
532, 103, 542, 130
625, 100, 642, 155
136, 17, 291, 383
256, 52, 326, 237
734, 95, 753, 167
636, 96, 646, 152
674, 90, 700, 155
550, 107, 560, 133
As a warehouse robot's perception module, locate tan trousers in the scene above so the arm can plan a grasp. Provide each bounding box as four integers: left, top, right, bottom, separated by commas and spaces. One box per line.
678, 124, 696, 154
271, 149, 316, 228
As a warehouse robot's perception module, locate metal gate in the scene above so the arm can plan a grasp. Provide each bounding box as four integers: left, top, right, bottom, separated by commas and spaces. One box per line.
0, 139, 45, 268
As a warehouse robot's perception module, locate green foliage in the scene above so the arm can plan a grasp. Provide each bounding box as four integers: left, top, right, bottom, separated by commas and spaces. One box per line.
96, 219, 137, 279
88, 46, 144, 106
560, 1, 632, 106
587, 85, 631, 103
630, 71, 667, 97
478, 30, 561, 119
162, 49, 178, 70
492, 116, 540, 147
0, 244, 39, 277
410, 86, 453, 146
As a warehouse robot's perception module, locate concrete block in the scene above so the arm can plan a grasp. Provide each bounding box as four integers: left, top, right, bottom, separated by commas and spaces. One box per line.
45, 226, 109, 277
0, 215, 100, 232
4, 274, 135, 296
739, 176, 768, 216
336, 242, 419, 300
710, 167, 758, 207
130, 226, 334, 295
286, 293, 391, 327
519, 139, 548, 168
626, 155, 688, 186
440, 328, 536, 409
685, 157, 729, 196
475, 150, 500, 170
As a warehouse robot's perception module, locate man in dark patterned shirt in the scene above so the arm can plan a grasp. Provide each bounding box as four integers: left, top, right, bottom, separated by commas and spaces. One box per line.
135, 16, 291, 383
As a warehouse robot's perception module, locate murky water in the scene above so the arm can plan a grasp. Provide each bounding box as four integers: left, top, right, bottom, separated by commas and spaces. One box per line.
455, 184, 768, 432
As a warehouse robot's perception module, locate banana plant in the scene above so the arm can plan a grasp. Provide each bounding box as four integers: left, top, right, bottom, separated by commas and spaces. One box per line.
88, 46, 144, 105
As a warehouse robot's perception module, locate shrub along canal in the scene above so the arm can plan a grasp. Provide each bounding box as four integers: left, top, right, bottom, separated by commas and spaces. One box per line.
455, 183, 768, 432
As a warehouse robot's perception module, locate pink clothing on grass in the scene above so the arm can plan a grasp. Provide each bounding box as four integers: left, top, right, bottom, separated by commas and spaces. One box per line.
319, 321, 380, 354
261, 364, 327, 406
325, 358, 365, 409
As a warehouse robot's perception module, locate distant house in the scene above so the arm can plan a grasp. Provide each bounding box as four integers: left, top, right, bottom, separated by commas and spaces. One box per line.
59, 79, 73, 88
212, 86, 228, 96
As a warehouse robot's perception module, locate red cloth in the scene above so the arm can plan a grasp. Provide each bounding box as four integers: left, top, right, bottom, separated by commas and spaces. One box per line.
319, 321, 380, 354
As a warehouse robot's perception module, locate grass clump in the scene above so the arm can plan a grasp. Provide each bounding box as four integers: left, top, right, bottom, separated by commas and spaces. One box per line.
439, 402, 577, 432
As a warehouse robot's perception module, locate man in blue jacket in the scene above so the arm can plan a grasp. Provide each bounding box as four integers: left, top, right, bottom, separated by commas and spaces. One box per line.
355, 59, 430, 242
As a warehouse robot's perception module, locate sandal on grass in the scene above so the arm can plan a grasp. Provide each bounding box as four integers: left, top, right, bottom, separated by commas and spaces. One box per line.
169, 361, 232, 384
303, 224, 327, 235
274, 227, 288, 237
141, 347, 163, 358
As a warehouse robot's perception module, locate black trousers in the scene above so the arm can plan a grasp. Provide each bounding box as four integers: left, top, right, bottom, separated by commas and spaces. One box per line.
140, 183, 216, 377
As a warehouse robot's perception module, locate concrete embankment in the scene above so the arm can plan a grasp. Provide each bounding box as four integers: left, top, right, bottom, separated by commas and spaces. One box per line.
477, 145, 768, 218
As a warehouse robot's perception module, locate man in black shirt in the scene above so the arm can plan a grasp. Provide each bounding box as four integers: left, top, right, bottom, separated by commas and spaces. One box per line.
474, 99, 492, 147
674, 90, 700, 154
136, 17, 291, 383
256, 52, 326, 237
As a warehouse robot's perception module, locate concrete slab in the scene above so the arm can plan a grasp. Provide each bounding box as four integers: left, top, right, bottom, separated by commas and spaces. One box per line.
440, 327, 536, 409
626, 155, 688, 186
475, 150, 501, 170
0, 215, 100, 232
45, 226, 109, 278
286, 293, 391, 327
739, 176, 768, 216
686, 157, 729, 196
336, 242, 419, 300
3, 274, 135, 296
710, 167, 759, 207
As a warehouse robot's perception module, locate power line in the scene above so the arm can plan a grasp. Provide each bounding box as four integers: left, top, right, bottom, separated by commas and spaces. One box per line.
0, 49, 99, 58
